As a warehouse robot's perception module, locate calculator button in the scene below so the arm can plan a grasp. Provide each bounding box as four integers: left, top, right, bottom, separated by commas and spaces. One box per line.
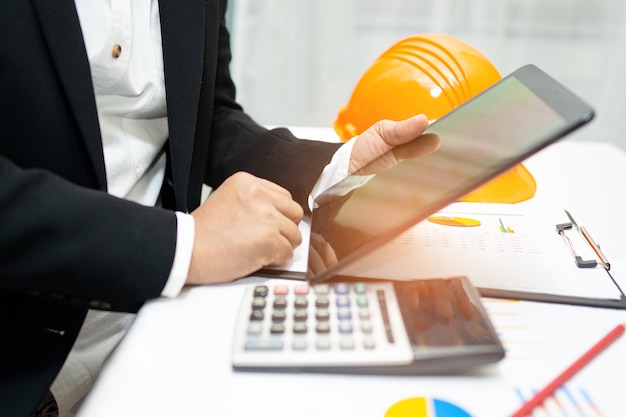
293, 309, 308, 321
274, 285, 289, 296
334, 283, 350, 294
315, 309, 330, 321
340, 338, 356, 350
354, 282, 366, 294
246, 322, 263, 335
293, 321, 308, 334
316, 338, 331, 350
363, 337, 376, 350
292, 338, 308, 350
356, 295, 368, 307
271, 310, 286, 322
316, 321, 331, 334
337, 307, 351, 320
249, 309, 264, 321
336, 295, 350, 307
251, 297, 266, 309
313, 284, 330, 295
361, 321, 373, 334
315, 296, 330, 308
245, 338, 283, 351
294, 296, 308, 309
359, 308, 370, 320
270, 322, 286, 334
338, 320, 353, 334
273, 296, 288, 309
253, 286, 268, 298
294, 284, 310, 295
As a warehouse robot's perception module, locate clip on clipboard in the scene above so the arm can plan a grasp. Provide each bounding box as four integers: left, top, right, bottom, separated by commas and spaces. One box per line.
556, 210, 611, 270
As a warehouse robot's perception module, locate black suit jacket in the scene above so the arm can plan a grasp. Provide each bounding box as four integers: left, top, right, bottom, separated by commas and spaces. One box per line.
0, 1, 340, 415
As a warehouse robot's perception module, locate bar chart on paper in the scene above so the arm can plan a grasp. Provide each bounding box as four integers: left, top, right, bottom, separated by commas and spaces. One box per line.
515, 386, 605, 417
385, 397, 471, 417
483, 298, 622, 416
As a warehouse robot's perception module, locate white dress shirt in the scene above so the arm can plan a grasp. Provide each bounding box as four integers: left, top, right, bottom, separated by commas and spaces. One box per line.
52, 1, 352, 415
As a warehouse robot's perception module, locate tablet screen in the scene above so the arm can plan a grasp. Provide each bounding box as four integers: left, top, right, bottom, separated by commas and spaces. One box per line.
307, 65, 594, 282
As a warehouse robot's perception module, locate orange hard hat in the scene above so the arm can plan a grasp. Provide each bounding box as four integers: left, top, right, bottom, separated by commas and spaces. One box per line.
334, 33, 536, 204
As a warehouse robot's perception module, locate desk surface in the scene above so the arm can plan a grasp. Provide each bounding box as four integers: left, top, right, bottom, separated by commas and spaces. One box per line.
77, 139, 626, 417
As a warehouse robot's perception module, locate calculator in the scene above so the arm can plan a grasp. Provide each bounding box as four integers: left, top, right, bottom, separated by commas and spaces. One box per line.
231, 276, 504, 374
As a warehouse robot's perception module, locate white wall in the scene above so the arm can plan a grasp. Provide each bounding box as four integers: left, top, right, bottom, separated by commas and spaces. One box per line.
229, 0, 626, 150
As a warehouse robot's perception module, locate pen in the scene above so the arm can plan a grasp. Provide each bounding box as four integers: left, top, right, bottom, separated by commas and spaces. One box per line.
510, 323, 625, 417
564, 209, 610, 270
579, 225, 611, 270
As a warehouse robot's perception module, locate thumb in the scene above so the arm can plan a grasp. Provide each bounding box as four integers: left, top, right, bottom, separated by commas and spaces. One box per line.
374, 114, 430, 147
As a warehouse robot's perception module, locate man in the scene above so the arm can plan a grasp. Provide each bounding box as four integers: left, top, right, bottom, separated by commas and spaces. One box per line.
0, 1, 432, 416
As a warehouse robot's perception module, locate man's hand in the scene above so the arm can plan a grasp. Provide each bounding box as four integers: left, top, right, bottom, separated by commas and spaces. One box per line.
186, 172, 303, 285
349, 114, 440, 174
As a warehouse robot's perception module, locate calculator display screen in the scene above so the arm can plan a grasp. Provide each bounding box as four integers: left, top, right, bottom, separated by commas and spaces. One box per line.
392, 278, 500, 350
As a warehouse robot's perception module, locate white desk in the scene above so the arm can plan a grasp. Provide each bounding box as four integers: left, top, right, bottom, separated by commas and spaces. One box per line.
77, 139, 626, 417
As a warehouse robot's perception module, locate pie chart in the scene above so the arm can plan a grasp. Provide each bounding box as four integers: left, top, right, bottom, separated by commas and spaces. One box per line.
427, 216, 481, 227
385, 397, 471, 417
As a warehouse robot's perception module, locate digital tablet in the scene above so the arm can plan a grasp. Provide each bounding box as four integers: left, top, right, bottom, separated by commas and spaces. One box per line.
306, 64, 595, 282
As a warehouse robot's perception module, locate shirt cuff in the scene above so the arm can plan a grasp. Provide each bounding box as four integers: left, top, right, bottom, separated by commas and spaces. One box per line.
308, 137, 356, 210
161, 211, 195, 297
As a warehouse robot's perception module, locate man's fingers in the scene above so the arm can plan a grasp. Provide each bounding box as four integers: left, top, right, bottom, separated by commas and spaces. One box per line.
375, 114, 429, 147
392, 133, 441, 161
271, 192, 304, 224
276, 215, 302, 249
253, 176, 304, 224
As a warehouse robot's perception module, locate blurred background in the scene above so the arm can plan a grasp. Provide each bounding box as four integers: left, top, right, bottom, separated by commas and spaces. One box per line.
227, 0, 626, 150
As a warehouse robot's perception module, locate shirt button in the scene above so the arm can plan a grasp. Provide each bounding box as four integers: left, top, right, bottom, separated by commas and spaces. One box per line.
112, 44, 122, 58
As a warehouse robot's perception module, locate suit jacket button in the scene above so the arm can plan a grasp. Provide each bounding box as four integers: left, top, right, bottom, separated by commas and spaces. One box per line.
112, 44, 122, 58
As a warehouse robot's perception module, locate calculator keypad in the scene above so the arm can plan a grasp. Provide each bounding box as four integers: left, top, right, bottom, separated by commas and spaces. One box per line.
232, 281, 413, 369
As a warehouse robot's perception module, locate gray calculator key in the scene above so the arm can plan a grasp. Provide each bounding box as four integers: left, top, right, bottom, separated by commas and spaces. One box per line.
293, 321, 308, 334
245, 339, 284, 351
316, 338, 331, 350
249, 309, 264, 321
270, 322, 285, 334
316, 321, 331, 333
294, 296, 308, 309
253, 286, 268, 297
340, 338, 355, 350
273, 296, 288, 309
292, 338, 308, 350
252, 297, 266, 309
272, 310, 286, 322
246, 322, 263, 335
315, 296, 330, 308
293, 309, 308, 321
361, 321, 373, 334
313, 284, 330, 295
315, 309, 330, 321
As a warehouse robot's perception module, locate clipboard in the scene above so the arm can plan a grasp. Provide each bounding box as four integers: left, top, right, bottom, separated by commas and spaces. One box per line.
334, 204, 626, 309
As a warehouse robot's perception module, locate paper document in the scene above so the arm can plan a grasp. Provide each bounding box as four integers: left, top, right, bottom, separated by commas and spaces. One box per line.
339, 202, 624, 306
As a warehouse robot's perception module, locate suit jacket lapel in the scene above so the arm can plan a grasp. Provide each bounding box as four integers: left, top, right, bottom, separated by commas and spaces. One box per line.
159, 0, 206, 211
31, 0, 107, 190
